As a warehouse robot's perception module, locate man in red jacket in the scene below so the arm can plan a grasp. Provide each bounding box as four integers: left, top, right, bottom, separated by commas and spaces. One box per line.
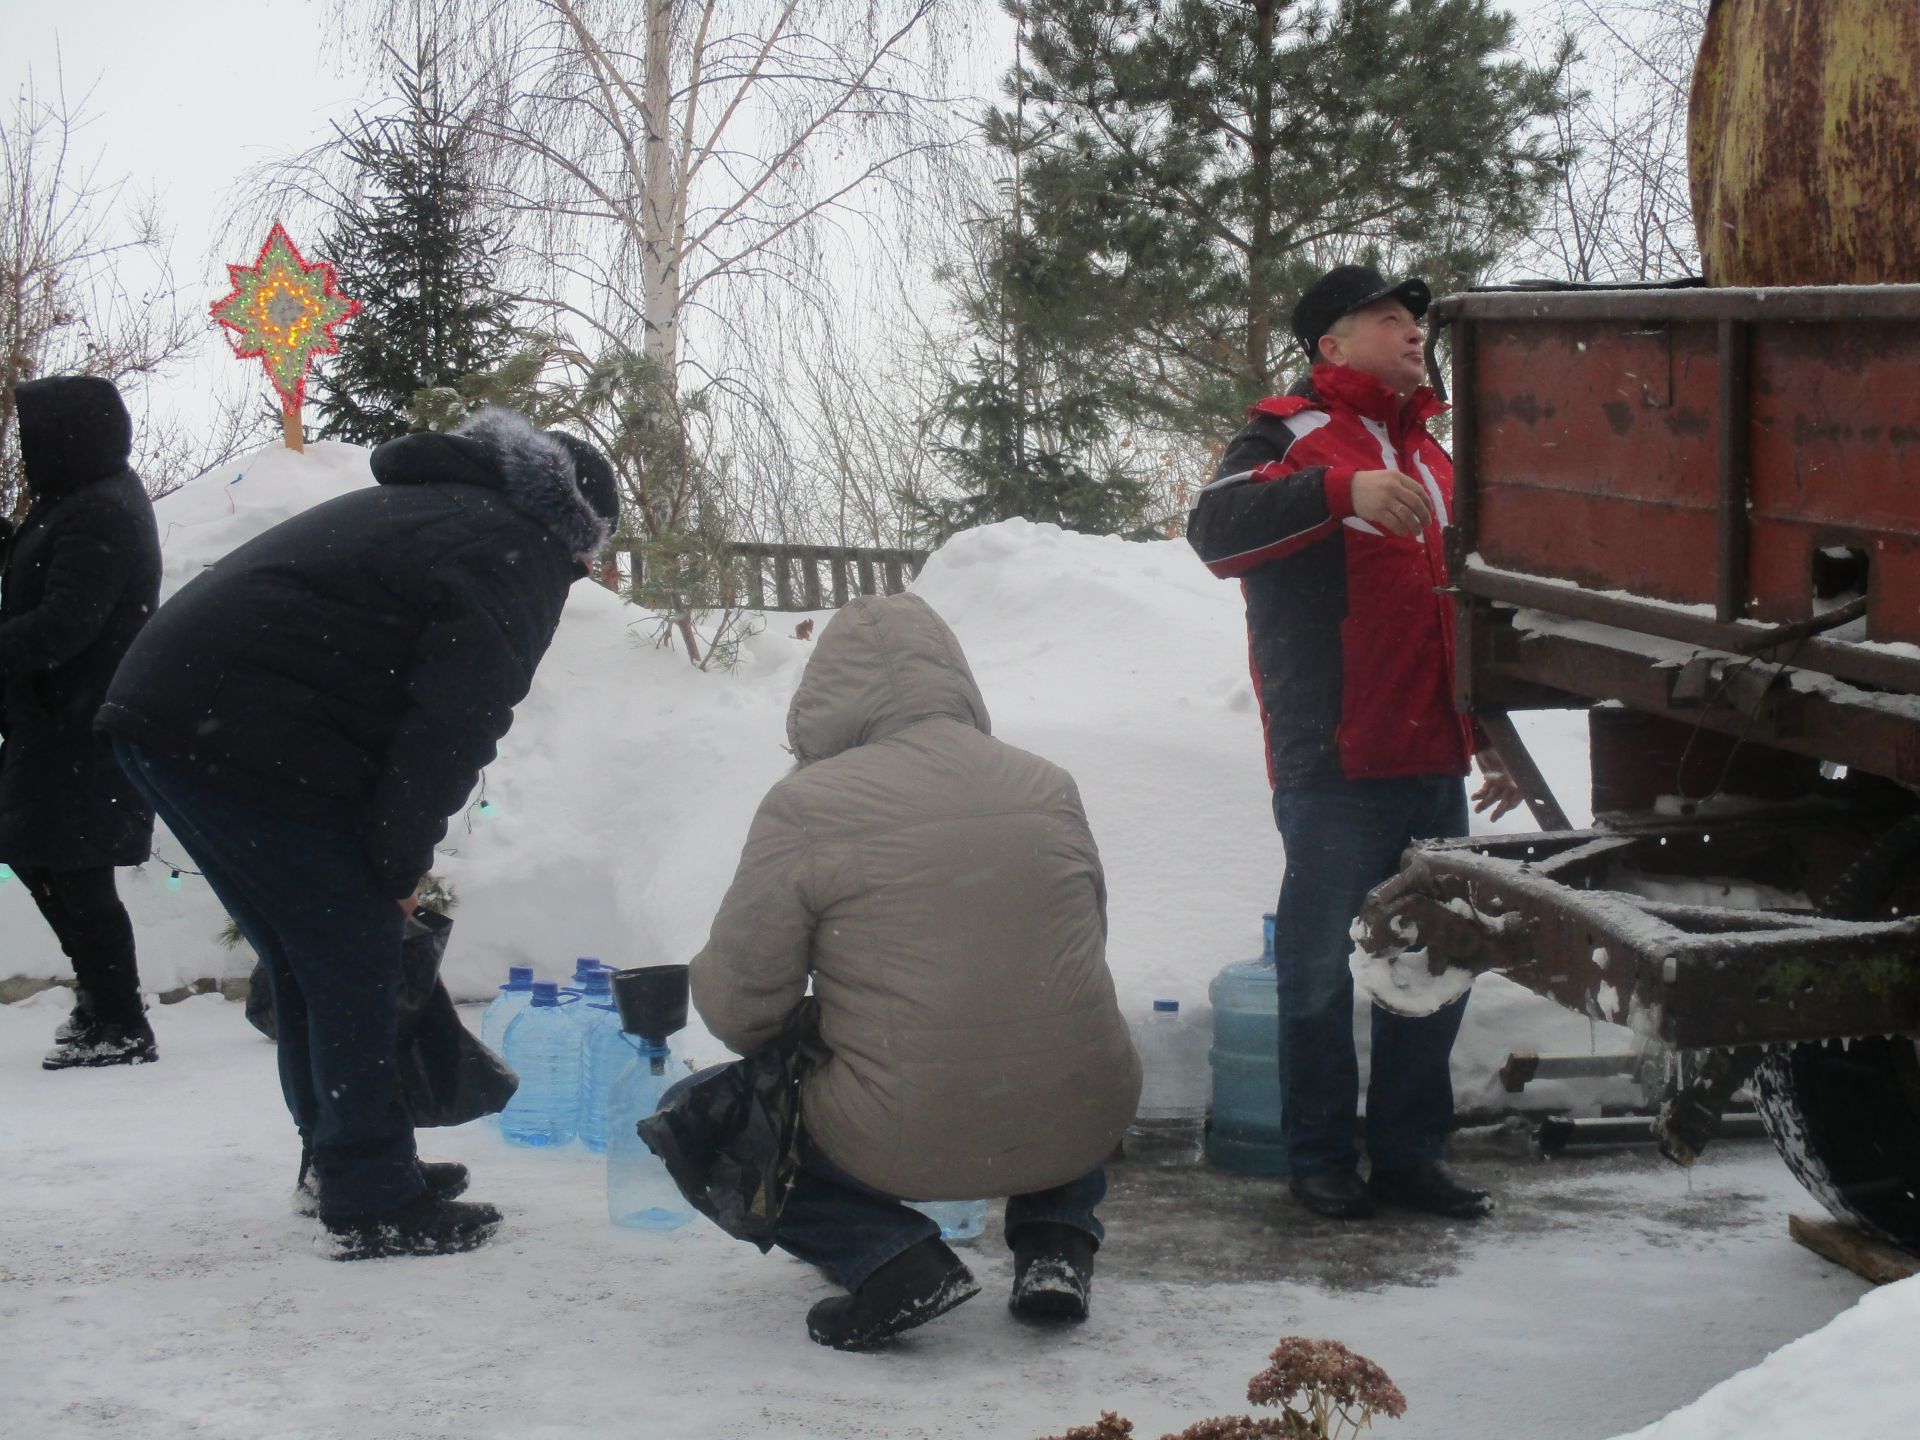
1187, 265, 1521, 1220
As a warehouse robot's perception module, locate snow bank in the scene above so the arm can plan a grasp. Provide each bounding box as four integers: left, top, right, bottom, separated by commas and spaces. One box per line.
1, 441, 1633, 1102
1613, 1275, 1920, 1440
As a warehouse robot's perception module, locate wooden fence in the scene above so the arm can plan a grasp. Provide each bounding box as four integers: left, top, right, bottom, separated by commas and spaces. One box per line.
605, 542, 930, 613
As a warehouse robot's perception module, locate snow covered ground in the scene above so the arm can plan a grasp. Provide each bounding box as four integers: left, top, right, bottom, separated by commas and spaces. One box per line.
2, 442, 1911, 1438
0, 987, 1888, 1440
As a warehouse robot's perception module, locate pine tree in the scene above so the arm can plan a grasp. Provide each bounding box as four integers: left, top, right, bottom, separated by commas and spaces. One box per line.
915, 16, 1157, 545
312, 43, 515, 445
983, 0, 1570, 435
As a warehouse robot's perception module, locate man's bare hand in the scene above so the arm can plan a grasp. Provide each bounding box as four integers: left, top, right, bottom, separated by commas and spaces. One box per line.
1350, 469, 1433, 536
1471, 748, 1527, 822
398, 892, 421, 919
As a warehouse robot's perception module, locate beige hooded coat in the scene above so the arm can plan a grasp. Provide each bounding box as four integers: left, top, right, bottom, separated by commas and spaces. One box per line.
690, 592, 1141, 1201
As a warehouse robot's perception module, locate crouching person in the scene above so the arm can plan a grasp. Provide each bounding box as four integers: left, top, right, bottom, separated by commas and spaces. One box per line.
689, 591, 1141, 1350
96, 409, 619, 1260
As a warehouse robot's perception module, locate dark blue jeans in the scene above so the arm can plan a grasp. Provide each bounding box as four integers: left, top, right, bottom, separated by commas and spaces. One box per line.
662, 1067, 1107, 1291
113, 738, 422, 1217
1271, 774, 1470, 1176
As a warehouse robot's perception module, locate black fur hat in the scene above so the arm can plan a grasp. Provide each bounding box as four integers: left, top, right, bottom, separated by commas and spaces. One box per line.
548, 430, 620, 528
14, 375, 134, 498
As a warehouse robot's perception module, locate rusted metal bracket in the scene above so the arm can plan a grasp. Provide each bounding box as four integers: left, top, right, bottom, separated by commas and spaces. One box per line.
1654, 1046, 1765, 1167
1355, 820, 1920, 1050
1475, 711, 1572, 831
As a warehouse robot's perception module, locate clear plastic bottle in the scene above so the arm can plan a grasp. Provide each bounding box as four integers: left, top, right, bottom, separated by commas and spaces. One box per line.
909, 1198, 989, 1242
1126, 999, 1210, 1165
606, 1036, 694, 1229
480, 965, 535, 1054
1206, 913, 1286, 1174
576, 986, 627, 1153
500, 982, 582, 1147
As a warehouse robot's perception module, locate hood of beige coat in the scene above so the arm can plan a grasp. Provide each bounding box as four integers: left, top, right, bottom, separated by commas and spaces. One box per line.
786, 592, 991, 763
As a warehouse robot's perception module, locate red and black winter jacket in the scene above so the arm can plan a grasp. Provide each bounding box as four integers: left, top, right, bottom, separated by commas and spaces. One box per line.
1187, 363, 1479, 790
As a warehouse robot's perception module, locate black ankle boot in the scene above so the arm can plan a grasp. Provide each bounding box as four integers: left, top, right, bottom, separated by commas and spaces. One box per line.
806, 1238, 980, 1350
42, 1018, 157, 1070
1288, 1166, 1376, 1219
1368, 1161, 1493, 1219
1009, 1222, 1097, 1320
294, 1149, 471, 1216
321, 1191, 501, 1261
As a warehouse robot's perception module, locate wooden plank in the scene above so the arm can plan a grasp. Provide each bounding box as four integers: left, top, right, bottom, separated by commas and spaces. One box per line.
1789, 1213, 1918, 1285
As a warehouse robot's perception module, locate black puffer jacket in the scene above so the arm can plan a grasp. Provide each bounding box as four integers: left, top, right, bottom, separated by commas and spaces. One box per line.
0, 376, 161, 869
98, 408, 614, 898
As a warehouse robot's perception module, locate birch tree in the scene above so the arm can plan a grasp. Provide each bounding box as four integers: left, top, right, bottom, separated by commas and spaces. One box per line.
1511, 0, 1707, 282
1, 72, 197, 513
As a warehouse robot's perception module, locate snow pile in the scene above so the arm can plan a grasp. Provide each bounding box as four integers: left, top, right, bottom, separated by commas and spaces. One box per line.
1613, 1275, 1920, 1440
1, 440, 1631, 1104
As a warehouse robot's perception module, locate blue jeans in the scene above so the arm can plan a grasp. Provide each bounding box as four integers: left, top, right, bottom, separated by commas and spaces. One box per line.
662, 1067, 1107, 1291
113, 739, 423, 1217
1271, 774, 1470, 1175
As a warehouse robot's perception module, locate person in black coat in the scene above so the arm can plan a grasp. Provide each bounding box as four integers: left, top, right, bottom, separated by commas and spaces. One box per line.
1, 376, 163, 1069
99, 406, 620, 1260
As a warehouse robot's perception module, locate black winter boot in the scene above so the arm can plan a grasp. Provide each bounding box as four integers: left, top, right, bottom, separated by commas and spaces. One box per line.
1289, 1166, 1375, 1219
1368, 1161, 1493, 1219
320, 1191, 501, 1261
805, 1238, 980, 1351
294, 1153, 471, 1217
1008, 1222, 1097, 1321
42, 1018, 157, 1070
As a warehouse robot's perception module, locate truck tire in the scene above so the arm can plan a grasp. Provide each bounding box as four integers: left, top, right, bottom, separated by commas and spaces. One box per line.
1753, 1037, 1920, 1252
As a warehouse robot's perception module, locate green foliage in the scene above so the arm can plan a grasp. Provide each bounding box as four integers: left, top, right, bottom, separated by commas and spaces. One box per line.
312, 42, 515, 445
914, 348, 1154, 545
988, 0, 1571, 432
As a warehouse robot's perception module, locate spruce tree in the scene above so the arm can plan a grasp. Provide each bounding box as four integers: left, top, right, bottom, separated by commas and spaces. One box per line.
982, 0, 1570, 434
313, 44, 515, 445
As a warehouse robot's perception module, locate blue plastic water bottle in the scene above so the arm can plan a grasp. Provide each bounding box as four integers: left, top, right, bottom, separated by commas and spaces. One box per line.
569, 968, 614, 1024
500, 982, 582, 1147
480, 966, 535, 1054
910, 1199, 989, 1242
577, 983, 626, 1153
606, 1037, 694, 1229
1206, 913, 1287, 1174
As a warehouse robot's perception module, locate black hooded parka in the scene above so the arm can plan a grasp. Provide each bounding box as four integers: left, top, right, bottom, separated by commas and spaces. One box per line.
0, 376, 161, 869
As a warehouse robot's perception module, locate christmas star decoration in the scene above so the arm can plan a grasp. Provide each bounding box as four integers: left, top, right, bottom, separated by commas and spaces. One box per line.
210, 223, 360, 448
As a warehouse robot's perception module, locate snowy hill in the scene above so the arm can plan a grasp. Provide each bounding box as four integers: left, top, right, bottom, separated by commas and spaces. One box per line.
1, 439, 1627, 1107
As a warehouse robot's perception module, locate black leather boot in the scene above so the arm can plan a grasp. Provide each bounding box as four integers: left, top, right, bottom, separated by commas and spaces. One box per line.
1009, 1222, 1097, 1320
294, 1144, 470, 1217
321, 1191, 502, 1260
1288, 1166, 1376, 1219
806, 1237, 980, 1351
1368, 1161, 1493, 1219
42, 1017, 157, 1070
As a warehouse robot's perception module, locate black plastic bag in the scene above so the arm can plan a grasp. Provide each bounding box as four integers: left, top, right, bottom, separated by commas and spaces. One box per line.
242, 906, 518, 1127
637, 1001, 817, 1251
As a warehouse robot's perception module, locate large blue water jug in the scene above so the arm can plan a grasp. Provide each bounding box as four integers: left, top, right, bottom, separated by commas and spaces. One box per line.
577, 992, 627, 1154
1206, 912, 1286, 1174
606, 1038, 694, 1229
480, 965, 535, 1054
500, 982, 582, 1147
910, 1199, 989, 1242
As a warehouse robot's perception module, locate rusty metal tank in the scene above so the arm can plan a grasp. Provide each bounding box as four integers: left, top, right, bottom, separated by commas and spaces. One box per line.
1689, 0, 1920, 286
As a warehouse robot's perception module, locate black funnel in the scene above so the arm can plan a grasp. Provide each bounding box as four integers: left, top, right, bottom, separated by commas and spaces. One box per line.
612, 964, 689, 1042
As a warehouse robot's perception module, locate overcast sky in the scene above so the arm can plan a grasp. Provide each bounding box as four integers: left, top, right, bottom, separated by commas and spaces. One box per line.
2, 0, 1564, 447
